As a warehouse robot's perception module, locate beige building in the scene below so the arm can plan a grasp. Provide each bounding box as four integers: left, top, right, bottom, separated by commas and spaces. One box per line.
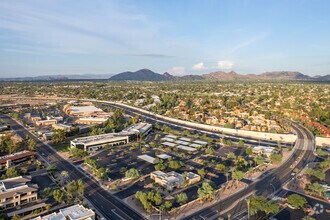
52, 123, 73, 131
0, 176, 38, 211
33, 204, 95, 220
36, 119, 57, 126
252, 146, 275, 158
150, 171, 200, 191
75, 117, 108, 125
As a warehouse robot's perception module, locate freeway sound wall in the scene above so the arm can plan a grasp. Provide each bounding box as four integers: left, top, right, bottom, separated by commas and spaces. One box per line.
103, 101, 297, 143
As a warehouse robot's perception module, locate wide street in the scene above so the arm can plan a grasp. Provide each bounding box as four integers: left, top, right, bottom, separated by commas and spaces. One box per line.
1, 97, 320, 220
182, 123, 317, 219
0, 115, 144, 220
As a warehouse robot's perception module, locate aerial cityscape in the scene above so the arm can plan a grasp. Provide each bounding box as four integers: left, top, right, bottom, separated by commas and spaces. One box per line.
0, 1, 329, 220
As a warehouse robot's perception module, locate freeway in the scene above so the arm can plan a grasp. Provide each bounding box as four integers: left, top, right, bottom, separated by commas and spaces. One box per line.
182, 122, 316, 220
100, 102, 293, 148
3, 96, 312, 219
0, 115, 144, 220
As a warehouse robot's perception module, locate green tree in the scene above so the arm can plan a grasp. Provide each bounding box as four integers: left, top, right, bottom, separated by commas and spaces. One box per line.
198, 182, 215, 201
249, 195, 280, 217
168, 160, 182, 170
231, 169, 244, 186
197, 168, 207, 179
46, 165, 58, 173
27, 138, 37, 151
154, 163, 166, 171
270, 154, 283, 165
41, 187, 53, 199
77, 179, 84, 197
1, 167, 19, 179
163, 201, 172, 211
287, 194, 307, 209
205, 146, 215, 155
215, 164, 226, 172
254, 155, 265, 166
305, 168, 325, 181
52, 130, 66, 144
53, 189, 65, 204
307, 182, 326, 197
125, 168, 140, 179
238, 140, 245, 147
246, 146, 252, 156
175, 192, 188, 205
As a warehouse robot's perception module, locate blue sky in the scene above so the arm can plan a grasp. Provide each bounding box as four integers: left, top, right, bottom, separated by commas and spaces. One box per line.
0, 0, 330, 77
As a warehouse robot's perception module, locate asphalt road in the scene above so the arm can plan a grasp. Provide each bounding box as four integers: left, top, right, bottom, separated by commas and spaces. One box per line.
0, 115, 144, 220
2, 97, 314, 220
182, 122, 316, 220
101, 102, 293, 149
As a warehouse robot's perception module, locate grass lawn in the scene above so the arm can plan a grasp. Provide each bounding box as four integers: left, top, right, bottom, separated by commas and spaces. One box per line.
52, 141, 70, 152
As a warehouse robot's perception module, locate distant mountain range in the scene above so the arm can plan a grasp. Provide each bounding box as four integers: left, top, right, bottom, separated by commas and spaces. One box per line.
0, 73, 115, 81
109, 69, 330, 82
1, 69, 329, 82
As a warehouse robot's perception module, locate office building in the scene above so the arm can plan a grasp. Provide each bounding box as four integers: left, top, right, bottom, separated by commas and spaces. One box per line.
71, 133, 129, 152
75, 117, 108, 125
71, 122, 152, 152
36, 119, 57, 126
33, 204, 95, 220
150, 171, 200, 190
0, 176, 38, 210
0, 150, 36, 170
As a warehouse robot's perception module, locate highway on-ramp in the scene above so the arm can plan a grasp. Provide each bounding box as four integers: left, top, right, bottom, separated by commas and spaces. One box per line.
182, 122, 316, 220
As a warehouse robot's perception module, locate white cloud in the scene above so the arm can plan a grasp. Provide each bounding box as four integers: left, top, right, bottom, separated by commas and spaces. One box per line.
170, 66, 185, 75
217, 60, 234, 69
192, 62, 207, 70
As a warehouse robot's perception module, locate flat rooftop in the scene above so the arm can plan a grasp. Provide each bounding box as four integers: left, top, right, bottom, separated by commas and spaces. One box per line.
179, 137, 191, 142
0, 150, 36, 165
157, 154, 171, 159
67, 106, 103, 113
122, 122, 152, 134
177, 145, 197, 152
138, 154, 156, 164
175, 140, 190, 146
71, 133, 128, 145
165, 134, 179, 139
161, 142, 177, 147
60, 204, 95, 220
193, 140, 208, 145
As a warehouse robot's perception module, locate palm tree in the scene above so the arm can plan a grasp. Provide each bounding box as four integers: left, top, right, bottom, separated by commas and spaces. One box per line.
61, 170, 69, 184
225, 172, 229, 190
246, 198, 251, 220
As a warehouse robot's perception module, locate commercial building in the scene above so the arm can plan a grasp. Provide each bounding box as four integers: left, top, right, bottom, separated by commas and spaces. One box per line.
176, 145, 197, 152
150, 171, 183, 191
71, 133, 129, 152
156, 154, 172, 160
150, 171, 200, 190
75, 117, 108, 125
193, 140, 208, 146
70, 122, 152, 152
0, 150, 36, 170
252, 146, 275, 158
46, 115, 64, 122
138, 155, 156, 164
52, 123, 73, 131
0, 176, 38, 210
30, 116, 42, 122
36, 119, 57, 126
64, 105, 104, 117
121, 122, 153, 136
33, 204, 95, 220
